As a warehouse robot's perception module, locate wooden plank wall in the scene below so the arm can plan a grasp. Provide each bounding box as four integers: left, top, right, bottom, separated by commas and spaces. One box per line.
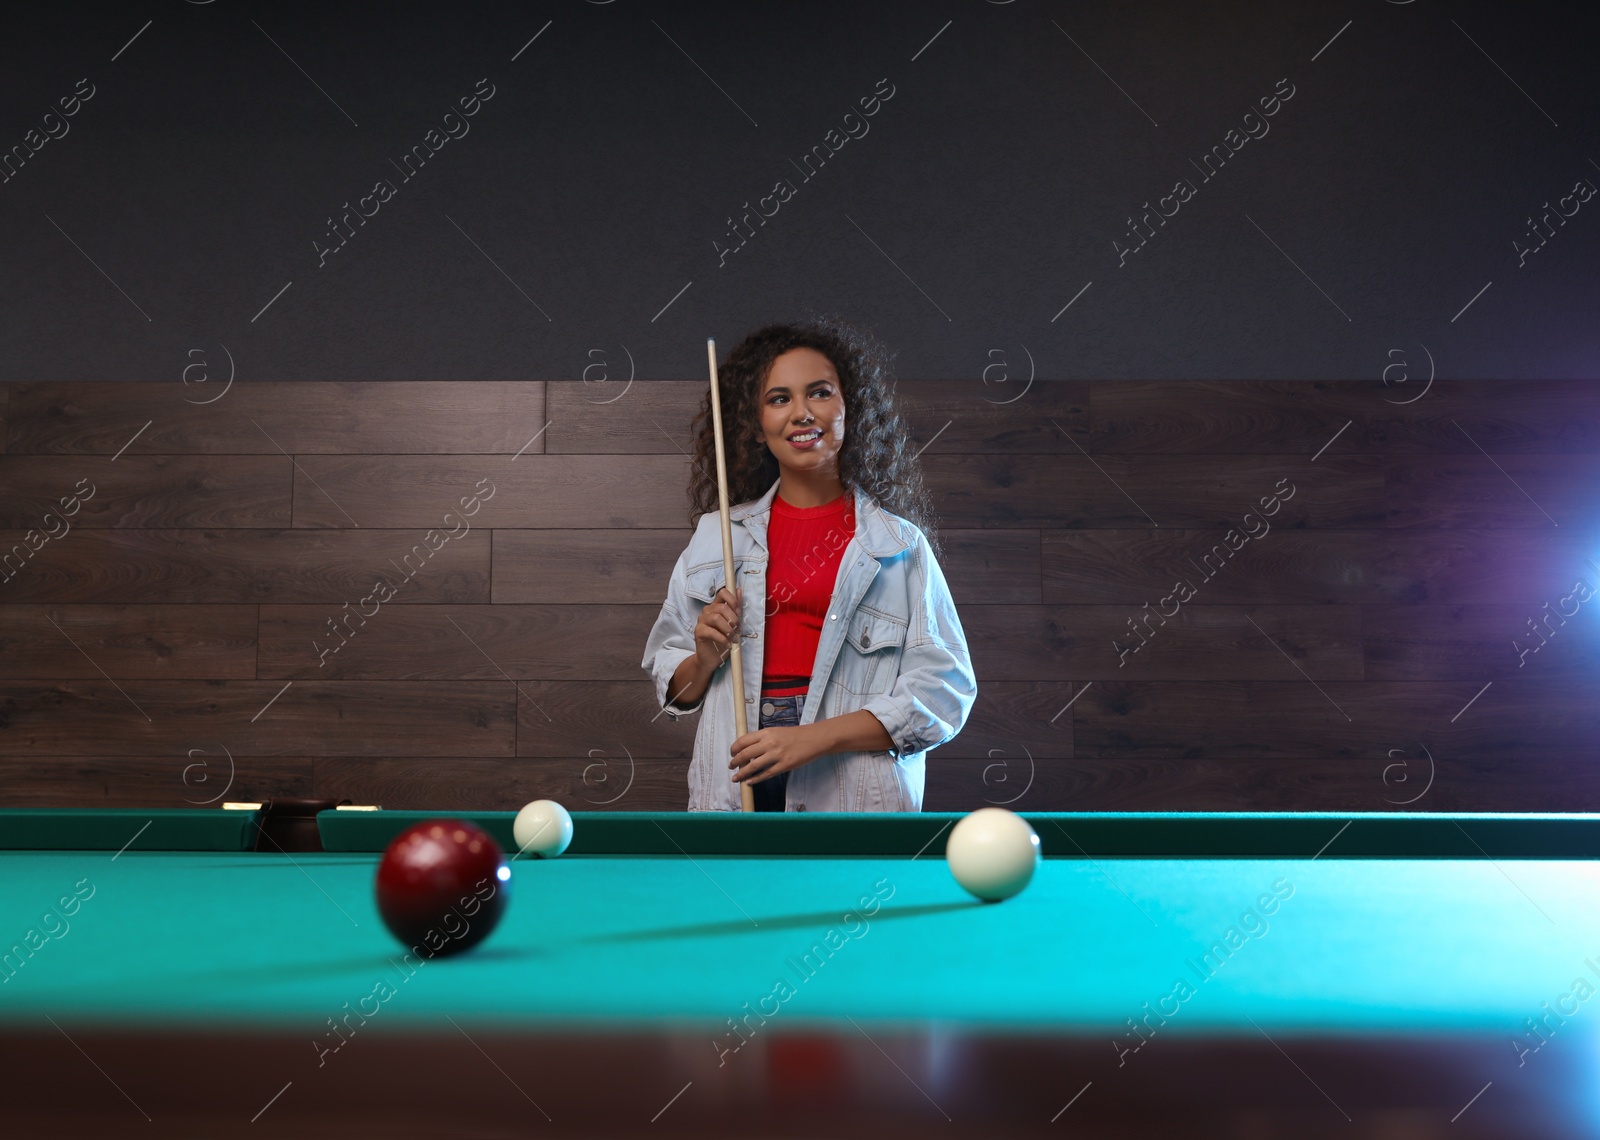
1, 379, 1596, 813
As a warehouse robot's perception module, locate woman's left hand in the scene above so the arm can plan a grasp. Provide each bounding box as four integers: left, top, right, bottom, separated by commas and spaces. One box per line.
729, 725, 822, 785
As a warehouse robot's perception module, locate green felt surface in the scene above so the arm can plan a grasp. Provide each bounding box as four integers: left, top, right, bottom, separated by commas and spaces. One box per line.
0, 808, 259, 851
320, 809, 1600, 857
4, 848, 1598, 1037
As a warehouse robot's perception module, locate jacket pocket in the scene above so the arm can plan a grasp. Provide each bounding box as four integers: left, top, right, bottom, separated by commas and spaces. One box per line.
839, 608, 909, 695
684, 562, 727, 604
686, 557, 763, 605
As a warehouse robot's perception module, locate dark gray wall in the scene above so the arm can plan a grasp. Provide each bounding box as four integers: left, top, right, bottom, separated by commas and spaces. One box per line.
3, 0, 1595, 384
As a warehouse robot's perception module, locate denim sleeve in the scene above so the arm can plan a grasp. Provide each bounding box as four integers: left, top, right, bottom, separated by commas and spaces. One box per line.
641, 547, 704, 719
861, 531, 976, 758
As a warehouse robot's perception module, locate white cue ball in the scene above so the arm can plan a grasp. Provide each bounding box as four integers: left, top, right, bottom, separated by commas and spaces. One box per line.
946, 807, 1040, 902
513, 800, 573, 858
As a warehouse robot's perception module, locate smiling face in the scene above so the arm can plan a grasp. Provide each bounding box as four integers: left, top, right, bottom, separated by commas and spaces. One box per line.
758, 347, 847, 485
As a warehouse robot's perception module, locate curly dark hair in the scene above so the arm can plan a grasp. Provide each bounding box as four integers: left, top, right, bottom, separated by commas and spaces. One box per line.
686, 315, 942, 561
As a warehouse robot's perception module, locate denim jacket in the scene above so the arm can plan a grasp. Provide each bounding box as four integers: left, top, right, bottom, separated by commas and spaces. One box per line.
641, 477, 977, 812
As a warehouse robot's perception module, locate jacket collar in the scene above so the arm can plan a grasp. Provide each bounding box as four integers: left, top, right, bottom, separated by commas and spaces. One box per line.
730, 477, 912, 559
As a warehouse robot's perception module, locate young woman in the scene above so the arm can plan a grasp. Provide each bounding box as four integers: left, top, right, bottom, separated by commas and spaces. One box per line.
640, 318, 977, 812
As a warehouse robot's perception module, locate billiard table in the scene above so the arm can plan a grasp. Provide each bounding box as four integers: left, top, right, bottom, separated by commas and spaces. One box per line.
3, 807, 1599, 1138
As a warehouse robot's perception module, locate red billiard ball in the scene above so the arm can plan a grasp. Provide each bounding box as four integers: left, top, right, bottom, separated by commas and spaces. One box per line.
375, 820, 510, 958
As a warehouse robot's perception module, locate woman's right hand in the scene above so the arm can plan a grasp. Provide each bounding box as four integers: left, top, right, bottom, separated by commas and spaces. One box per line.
694, 586, 742, 669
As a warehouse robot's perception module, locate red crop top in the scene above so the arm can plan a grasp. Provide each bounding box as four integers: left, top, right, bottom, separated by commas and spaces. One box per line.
761, 492, 856, 697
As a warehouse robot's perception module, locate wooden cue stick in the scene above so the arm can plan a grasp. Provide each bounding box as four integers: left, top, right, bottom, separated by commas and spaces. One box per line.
706, 337, 757, 813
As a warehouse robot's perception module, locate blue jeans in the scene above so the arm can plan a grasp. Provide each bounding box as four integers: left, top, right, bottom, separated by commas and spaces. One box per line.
752, 694, 800, 812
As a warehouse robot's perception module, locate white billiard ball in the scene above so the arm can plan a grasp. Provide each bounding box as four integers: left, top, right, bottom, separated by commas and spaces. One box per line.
946, 807, 1040, 902
513, 800, 573, 859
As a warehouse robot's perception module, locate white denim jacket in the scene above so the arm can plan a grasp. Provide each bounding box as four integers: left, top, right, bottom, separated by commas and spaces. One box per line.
641, 478, 977, 812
